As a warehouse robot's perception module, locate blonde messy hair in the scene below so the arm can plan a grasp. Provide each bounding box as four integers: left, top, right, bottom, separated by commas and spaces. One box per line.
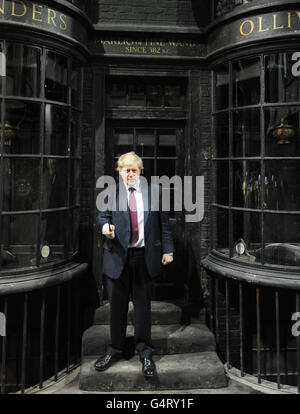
116, 151, 143, 172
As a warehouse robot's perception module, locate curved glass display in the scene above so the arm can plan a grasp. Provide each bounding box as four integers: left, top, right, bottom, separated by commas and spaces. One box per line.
66, 0, 87, 11
0, 42, 82, 272
215, 0, 253, 18
213, 52, 300, 267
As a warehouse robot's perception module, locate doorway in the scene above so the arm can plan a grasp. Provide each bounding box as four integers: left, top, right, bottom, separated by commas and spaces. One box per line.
105, 120, 186, 300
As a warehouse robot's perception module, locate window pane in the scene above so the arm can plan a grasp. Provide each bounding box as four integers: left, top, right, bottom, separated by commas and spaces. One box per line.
44, 104, 69, 155
233, 109, 260, 157
128, 84, 145, 106
265, 107, 300, 157
215, 161, 229, 205
4, 100, 40, 154
265, 213, 300, 245
41, 211, 67, 262
215, 112, 229, 158
265, 160, 300, 211
2, 159, 39, 211
71, 62, 81, 108
265, 54, 299, 103
261, 213, 300, 266
43, 159, 68, 209
1, 49, 82, 273
70, 208, 80, 256
212, 207, 229, 253
45, 52, 68, 103
157, 159, 176, 178
232, 160, 261, 209
233, 58, 260, 107
69, 0, 83, 8
158, 130, 176, 157
167, 188, 176, 219
114, 129, 133, 156
6, 44, 40, 97
142, 159, 155, 182
136, 129, 155, 157
215, 64, 229, 110
71, 110, 80, 156
106, 78, 186, 108
1, 214, 37, 269
147, 85, 163, 106
107, 82, 126, 106
165, 85, 181, 107
232, 210, 262, 262
70, 160, 80, 206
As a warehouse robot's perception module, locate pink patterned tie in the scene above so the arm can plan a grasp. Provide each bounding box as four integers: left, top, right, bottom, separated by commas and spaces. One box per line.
128, 187, 139, 245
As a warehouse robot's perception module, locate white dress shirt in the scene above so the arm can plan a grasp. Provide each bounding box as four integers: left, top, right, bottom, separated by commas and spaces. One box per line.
125, 180, 145, 248
102, 179, 144, 248
102, 179, 173, 255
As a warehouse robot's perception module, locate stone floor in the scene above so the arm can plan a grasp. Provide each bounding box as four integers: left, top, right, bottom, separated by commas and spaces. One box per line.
35, 367, 263, 394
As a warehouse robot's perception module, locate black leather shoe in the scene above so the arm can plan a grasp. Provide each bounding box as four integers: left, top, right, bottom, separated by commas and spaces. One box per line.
94, 354, 121, 372
141, 357, 156, 378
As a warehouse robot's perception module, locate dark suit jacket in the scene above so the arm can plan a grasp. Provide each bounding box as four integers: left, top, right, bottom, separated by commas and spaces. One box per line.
96, 180, 174, 279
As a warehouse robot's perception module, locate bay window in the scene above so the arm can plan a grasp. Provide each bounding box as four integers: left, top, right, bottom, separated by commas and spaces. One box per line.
0, 42, 82, 273
213, 53, 300, 268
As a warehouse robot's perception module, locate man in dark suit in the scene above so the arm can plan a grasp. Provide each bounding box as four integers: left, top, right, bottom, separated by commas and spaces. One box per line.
95, 151, 174, 378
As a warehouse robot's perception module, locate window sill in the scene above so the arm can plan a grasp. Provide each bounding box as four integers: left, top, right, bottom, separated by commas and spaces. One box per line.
0, 260, 88, 295
202, 250, 300, 290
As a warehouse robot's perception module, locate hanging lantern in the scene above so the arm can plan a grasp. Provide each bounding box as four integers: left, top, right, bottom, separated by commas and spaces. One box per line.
272, 118, 294, 145
0, 121, 17, 146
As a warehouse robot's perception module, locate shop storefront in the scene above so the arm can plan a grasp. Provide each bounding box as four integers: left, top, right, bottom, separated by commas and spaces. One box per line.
203, 0, 300, 392
89, 7, 209, 303
1, 0, 300, 394
0, 0, 94, 393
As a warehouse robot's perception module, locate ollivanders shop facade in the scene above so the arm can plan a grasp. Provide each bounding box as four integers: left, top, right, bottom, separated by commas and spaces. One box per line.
0, 0, 300, 393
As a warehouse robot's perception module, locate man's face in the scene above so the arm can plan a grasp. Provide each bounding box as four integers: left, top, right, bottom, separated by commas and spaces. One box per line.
119, 161, 141, 187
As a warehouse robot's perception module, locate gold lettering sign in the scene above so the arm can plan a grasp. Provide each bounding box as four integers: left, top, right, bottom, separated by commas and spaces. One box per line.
32, 3, 42, 22
258, 16, 269, 32
240, 19, 254, 36
11, 0, 26, 17
240, 10, 300, 38
59, 14, 67, 30
96, 37, 205, 57
209, 9, 300, 57
288, 11, 292, 28
48, 9, 57, 27
273, 13, 284, 30
0, 0, 68, 30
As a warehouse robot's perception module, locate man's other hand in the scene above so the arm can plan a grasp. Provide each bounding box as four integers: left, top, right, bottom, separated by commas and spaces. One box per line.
162, 254, 173, 265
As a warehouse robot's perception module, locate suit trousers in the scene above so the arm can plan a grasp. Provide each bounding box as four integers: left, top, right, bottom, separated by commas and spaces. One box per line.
105, 247, 155, 359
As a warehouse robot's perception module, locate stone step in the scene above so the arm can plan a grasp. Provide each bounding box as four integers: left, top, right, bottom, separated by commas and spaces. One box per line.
94, 301, 183, 326
82, 323, 216, 357
79, 352, 227, 392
